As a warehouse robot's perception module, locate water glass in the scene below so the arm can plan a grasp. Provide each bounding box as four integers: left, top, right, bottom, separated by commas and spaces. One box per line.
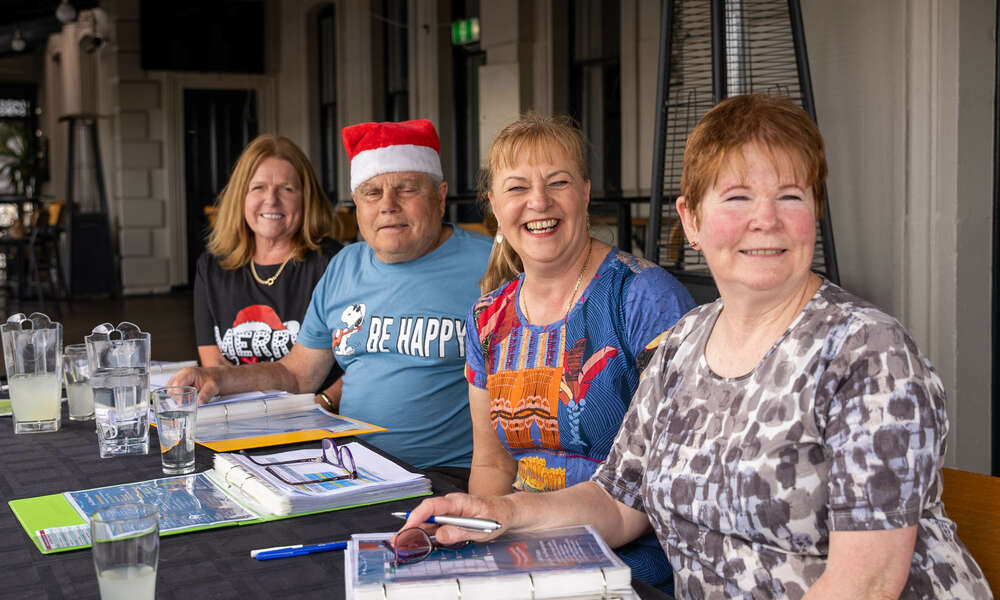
1, 313, 63, 434
152, 386, 198, 474
86, 322, 151, 458
90, 503, 158, 600
64, 343, 95, 421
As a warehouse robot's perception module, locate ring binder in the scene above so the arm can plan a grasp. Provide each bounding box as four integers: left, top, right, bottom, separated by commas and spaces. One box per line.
222, 464, 265, 502
212, 444, 431, 516
346, 526, 638, 599
192, 394, 385, 452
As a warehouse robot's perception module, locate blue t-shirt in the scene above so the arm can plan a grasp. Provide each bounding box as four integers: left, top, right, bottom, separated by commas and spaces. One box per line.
465, 249, 695, 489
298, 225, 492, 469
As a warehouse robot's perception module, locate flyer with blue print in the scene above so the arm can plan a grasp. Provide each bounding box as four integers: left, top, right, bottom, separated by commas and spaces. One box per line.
65, 473, 255, 532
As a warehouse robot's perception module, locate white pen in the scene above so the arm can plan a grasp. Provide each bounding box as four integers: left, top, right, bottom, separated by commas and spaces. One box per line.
391, 511, 502, 532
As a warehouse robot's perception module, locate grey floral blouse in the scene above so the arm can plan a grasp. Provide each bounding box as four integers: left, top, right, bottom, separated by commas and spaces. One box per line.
593, 281, 991, 599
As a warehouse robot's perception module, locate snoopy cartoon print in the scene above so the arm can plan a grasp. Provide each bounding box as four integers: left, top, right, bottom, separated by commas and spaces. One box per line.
332, 303, 366, 355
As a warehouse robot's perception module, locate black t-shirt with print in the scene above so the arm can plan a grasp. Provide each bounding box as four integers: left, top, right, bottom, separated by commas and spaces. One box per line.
193, 237, 344, 391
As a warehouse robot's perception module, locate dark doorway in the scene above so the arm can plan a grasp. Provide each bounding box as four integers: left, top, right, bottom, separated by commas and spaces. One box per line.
568, 0, 621, 198
183, 89, 258, 284
449, 0, 484, 224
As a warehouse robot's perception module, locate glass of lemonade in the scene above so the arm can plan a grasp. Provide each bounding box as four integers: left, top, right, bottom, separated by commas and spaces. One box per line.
152, 386, 198, 474
63, 344, 95, 420
1, 313, 63, 434
90, 503, 158, 600
86, 323, 151, 457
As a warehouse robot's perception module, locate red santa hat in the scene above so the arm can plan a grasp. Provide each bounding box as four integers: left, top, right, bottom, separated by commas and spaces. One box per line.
341, 119, 443, 192
233, 305, 286, 331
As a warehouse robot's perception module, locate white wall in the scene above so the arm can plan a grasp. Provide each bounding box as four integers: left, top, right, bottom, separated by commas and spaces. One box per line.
953, 0, 994, 475
803, 0, 993, 473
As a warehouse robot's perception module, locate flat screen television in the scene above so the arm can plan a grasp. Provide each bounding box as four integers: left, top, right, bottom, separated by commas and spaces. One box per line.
140, 0, 265, 74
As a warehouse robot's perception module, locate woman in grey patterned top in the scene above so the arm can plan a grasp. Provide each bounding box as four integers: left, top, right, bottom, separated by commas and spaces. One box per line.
398, 95, 991, 599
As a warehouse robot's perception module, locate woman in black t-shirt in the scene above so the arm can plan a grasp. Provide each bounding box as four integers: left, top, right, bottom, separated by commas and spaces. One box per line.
193, 135, 344, 404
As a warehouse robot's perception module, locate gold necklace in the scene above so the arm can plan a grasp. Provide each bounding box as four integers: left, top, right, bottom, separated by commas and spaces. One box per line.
521, 238, 593, 323
250, 253, 293, 286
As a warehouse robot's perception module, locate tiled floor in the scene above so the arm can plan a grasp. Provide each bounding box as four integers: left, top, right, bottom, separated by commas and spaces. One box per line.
1, 289, 198, 362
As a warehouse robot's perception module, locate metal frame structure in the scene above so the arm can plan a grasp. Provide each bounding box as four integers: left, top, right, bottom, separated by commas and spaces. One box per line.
647, 0, 839, 286
61, 113, 120, 298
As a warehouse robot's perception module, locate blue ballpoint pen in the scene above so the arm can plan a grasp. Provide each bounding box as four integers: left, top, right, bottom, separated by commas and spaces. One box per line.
390, 512, 502, 532
251, 540, 348, 560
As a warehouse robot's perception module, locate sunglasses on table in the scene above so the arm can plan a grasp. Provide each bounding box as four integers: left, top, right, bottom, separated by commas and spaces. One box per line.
382, 527, 472, 566
239, 438, 358, 486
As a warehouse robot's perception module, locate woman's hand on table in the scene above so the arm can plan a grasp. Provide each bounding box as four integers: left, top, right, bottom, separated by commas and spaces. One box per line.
398, 493, 514, 546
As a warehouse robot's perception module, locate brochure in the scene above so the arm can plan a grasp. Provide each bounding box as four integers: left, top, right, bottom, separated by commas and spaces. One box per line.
346, 525, 636, 599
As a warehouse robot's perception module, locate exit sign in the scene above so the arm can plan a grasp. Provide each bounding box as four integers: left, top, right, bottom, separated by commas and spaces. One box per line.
451, 18, 480, 45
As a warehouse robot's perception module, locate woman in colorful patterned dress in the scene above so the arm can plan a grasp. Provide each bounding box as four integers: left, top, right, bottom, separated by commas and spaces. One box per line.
404, 95, 991, 599
463, 114, 695, 591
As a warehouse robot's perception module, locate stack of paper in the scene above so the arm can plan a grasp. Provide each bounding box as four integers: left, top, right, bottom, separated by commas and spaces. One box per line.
211, 442, 431, 516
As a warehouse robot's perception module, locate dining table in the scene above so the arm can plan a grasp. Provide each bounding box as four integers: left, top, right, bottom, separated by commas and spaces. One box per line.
0, 401, 670, 599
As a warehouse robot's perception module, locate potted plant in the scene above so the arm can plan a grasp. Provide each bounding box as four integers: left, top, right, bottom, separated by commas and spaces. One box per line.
0, 121, 37, 197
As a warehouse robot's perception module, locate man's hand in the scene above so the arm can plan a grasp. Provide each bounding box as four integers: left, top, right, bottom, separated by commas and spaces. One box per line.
168, 345, 336, 405
168, 367, 222, 403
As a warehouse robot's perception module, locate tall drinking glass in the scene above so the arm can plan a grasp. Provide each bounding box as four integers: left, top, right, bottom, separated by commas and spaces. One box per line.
86, 322, 151, 457
90, 503, 158, 600
64, 343, 95, 420
152, 386, 198, 474
1, 313, 63, 434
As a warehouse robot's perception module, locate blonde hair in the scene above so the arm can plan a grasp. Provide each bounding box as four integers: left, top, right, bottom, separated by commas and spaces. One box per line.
476, 113, 590, 294
207, 134, 339, 270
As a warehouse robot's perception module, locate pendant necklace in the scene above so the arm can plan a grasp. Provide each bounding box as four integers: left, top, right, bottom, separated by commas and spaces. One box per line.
251, 253, 293, 286
520, 238, 593, 323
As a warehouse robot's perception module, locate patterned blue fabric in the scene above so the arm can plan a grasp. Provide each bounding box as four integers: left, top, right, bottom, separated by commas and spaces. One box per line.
466, 248, 694, 589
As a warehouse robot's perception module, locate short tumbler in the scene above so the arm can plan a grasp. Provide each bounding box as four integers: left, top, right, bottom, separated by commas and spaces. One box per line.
90, 503, 159, 600
63, 344, 95, 421
152, 386, 198, 474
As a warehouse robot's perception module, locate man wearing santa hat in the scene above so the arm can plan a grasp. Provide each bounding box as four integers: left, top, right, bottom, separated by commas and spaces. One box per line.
171, 120, 491, 486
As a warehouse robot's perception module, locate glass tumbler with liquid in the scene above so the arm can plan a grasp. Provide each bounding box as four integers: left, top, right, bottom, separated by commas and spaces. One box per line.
1, 313, 63, 434
152, 386, 197, 474
63, 343, 95, 420
90, 503, 158, 600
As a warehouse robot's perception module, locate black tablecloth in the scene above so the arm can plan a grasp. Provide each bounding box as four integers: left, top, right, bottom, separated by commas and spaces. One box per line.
1, 405, 670, 599
0, 404, 461, 600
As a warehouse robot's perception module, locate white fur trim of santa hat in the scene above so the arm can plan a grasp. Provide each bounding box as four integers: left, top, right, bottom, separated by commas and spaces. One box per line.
342, 119, 443, 191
